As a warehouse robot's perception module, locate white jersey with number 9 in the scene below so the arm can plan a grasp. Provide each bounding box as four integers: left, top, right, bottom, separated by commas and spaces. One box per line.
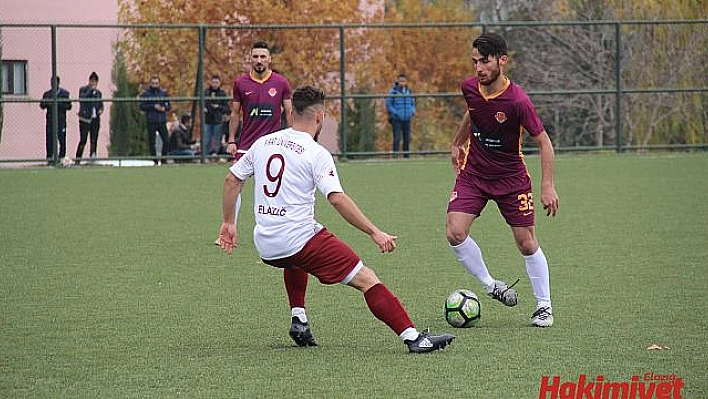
229, 128, 344, 260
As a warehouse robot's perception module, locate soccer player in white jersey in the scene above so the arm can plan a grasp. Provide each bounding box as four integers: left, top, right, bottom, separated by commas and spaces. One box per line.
218, 85, 455, 353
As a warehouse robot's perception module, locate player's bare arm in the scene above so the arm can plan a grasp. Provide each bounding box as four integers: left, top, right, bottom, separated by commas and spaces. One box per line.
532, 130, 559, 217
220, 172, 245, 253
327, 192, 397, 253
226, 101, 242, 156
451, 111, 471, 174
283, 99, 294, 128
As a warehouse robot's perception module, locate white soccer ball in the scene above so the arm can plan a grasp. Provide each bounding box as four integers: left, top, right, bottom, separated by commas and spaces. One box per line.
60, 157, 73, 167
444, 289, 481, 328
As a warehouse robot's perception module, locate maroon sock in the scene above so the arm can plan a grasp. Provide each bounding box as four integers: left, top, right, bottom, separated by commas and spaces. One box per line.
364, 283, 414, 335
284, 268, 308, 309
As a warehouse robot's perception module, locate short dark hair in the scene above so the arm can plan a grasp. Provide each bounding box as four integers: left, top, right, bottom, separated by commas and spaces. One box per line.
252, 40, 270, 52
210, 74, 221, 80
292, 85, 325, 114
180, 114, 192, 124
397, 73, 407, 80
89, 71, 99, 81
473, 32, 508, 59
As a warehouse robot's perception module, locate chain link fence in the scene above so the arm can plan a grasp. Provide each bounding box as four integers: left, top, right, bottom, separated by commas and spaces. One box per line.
1, 20, 706, 165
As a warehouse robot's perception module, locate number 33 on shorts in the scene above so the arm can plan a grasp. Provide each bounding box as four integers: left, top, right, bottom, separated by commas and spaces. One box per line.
518, 192, 534, 216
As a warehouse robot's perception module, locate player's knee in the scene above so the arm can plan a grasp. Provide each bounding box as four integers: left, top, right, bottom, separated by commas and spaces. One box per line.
516, 237, 539, 256
446, 227, 467, 246
348, 266, 381, 292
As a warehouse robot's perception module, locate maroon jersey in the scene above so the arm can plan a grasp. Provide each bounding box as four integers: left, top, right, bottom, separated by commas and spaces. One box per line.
233, 71, 292, 151
461, 76, 545, 179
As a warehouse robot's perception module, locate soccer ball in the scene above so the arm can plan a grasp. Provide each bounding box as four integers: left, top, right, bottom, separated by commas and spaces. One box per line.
60, 157, 73, 167
444, 289, 481, 328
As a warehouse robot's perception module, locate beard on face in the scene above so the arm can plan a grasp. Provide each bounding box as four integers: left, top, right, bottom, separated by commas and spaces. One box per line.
478, 61, 501, 86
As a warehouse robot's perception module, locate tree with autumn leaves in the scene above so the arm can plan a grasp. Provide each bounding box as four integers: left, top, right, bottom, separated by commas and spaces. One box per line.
114, 0, 479, 155
113, 0, 706, 156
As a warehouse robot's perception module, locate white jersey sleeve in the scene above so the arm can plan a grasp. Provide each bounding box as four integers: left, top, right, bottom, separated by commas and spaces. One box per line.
229, 150, 254, 181
312, 147, 343, 198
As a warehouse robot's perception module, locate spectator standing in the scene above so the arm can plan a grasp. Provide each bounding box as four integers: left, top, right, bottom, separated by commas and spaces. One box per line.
139, 76, 171, 165
203, 74, 230, 159
39, 76, 71, 164
385, 73, 416, 158
75, 72, 103, 164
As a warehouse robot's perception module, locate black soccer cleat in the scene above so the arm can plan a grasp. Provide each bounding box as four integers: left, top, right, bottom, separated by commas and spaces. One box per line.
289, 317, 319, 347
405, 331, 455, 354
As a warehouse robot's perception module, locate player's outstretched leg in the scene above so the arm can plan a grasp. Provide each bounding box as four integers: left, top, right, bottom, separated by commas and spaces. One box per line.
361, 279, 455, 354
485, 279, 519, 307
289, 316, 319, 347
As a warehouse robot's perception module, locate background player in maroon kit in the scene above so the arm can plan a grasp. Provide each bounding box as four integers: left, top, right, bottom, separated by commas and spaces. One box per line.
225, 41, 293, 159
446, 33, 560, 327
219, 41, 317, 345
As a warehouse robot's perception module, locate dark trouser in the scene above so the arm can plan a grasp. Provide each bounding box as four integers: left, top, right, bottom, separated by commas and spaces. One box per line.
76, 119, 100, 159
391, 119, 411, 158
45, 121, 67, 160
147, 121, 169, 164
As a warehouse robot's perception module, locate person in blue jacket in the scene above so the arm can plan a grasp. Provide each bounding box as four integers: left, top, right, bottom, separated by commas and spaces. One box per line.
139, 76, 171, 165
385, 73, 416, 158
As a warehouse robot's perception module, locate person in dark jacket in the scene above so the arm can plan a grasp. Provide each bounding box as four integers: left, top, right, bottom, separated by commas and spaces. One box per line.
169, 114, 198, 159
203, 74, 230, 157
385, 73, 416, 158
75, 72, 104, 164
40, 76, 72, 163
139, 76, 171, 165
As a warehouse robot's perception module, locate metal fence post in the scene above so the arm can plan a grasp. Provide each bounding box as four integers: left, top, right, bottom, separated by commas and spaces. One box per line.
615, 22, 623, 153
50, 25, 58, 165
339, 25, 347, 160
197, 25, 206, 163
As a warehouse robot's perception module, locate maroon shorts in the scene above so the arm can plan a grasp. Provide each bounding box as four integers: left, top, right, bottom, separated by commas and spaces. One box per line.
262, 228, 361, 284
447, 171, 535, 227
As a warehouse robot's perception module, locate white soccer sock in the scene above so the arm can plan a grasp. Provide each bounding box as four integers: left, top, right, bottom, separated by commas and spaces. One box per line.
233, 193, 242, 224
450, 236, 495, 288
399, 327, 419, 342
524, 247, 551, 309
291, 307, 308, 323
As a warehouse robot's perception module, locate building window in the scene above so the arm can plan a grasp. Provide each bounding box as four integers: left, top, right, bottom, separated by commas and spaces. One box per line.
2, 60, 28, 95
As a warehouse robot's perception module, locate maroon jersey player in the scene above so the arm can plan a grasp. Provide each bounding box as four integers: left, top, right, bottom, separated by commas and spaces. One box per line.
229, 71, 291, 152
226, 41, 293, 160
446, 32, 560, 327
